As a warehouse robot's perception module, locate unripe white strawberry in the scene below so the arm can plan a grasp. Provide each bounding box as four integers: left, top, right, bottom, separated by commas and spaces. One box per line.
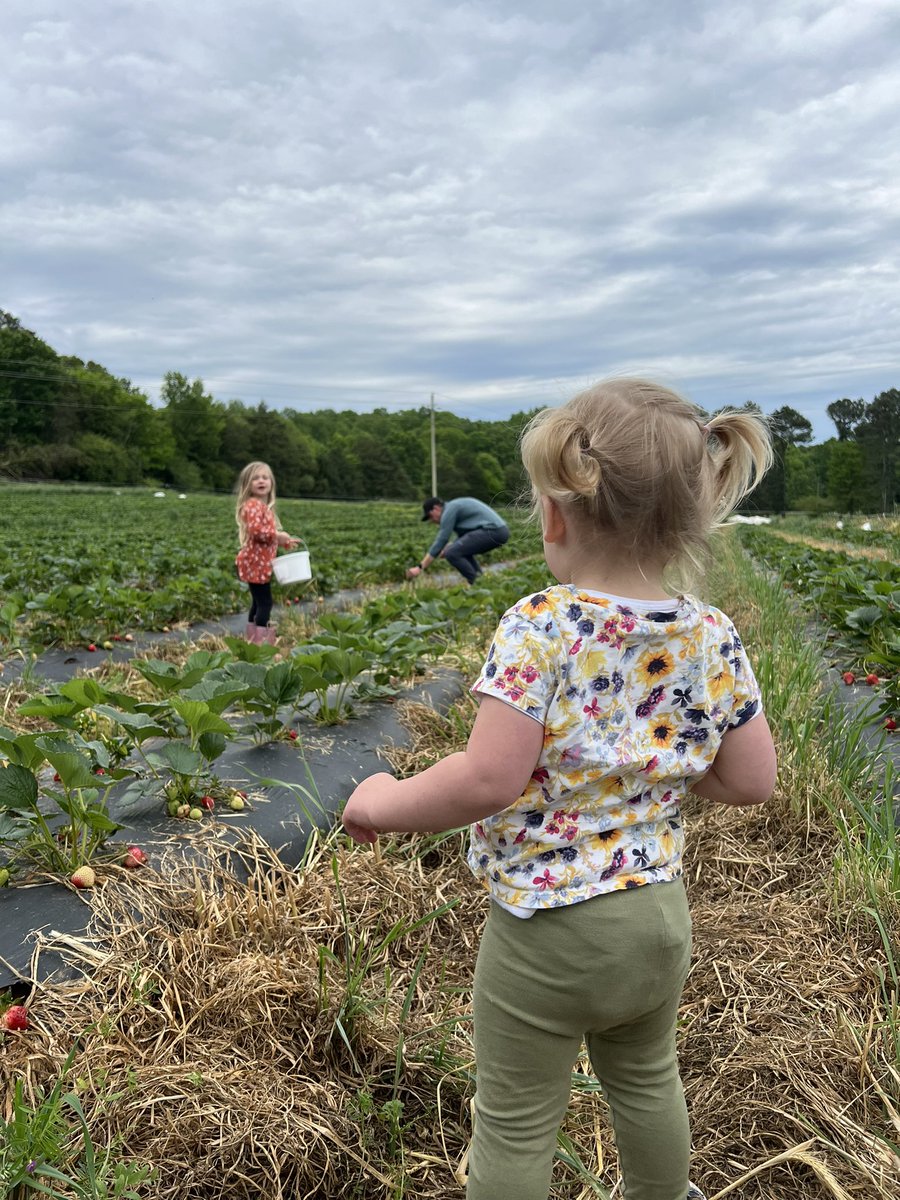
70, 866, 96, 889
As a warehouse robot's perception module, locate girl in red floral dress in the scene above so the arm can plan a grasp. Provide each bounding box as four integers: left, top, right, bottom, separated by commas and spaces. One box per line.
234, 462, 298, 643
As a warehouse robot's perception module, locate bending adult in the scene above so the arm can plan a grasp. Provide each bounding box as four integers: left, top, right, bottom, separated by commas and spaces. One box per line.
407, 496, 510, 585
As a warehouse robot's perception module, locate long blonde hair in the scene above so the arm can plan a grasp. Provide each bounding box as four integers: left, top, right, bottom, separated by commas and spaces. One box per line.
520, 378, 773, 580
234, 461, 279, 547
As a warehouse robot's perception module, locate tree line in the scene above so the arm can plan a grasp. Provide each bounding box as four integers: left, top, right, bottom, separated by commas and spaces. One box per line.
1, 311, 897, 511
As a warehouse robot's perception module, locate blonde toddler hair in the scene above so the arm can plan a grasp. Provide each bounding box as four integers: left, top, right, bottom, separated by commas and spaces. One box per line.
234, 461, 279, 547
520, 378, 773, 580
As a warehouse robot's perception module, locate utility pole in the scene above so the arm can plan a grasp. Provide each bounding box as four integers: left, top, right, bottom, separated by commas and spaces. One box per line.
430, 392, 437, 495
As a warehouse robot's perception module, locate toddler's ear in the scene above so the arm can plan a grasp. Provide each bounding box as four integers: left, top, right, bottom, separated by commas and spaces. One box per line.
540, 495, 566, 543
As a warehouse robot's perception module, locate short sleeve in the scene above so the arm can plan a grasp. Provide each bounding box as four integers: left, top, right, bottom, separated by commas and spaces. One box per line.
471, 601, 560, 725
725, 620, 763, 729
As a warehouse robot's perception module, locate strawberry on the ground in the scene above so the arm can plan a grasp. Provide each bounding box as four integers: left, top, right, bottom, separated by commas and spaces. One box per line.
841, 671, 855, 685
123, 846, 147, 868
199, 795, 215, 810
228, 796, 245, 811
87, 643, 96, 652
885, 717, 897, 732
865, 673, 879, 685
286, 729, 298, 740
4, 1005, 29, 1030
70, 866, 96, 889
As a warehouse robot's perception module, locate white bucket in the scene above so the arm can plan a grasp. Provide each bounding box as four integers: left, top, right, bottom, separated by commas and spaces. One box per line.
273, 546, 312, 585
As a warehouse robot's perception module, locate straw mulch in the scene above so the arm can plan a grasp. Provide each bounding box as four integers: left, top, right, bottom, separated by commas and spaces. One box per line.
2, 719, 899, 1198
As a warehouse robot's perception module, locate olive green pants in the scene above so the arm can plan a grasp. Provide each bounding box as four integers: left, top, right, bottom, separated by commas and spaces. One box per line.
467, 881, 692, 1200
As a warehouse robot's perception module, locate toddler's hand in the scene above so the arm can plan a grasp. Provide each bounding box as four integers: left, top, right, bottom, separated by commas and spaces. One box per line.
342, 772, 399, 843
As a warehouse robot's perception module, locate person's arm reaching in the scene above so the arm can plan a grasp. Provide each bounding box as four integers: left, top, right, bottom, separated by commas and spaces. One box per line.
342, 696, 544, 842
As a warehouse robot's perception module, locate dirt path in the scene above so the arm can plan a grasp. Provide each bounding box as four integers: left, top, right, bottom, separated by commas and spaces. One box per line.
765, 529, 893, 561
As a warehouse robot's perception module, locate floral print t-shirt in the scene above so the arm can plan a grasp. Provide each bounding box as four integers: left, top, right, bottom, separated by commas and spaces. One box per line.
235, 499, 278, 584
469, 584, 762, 911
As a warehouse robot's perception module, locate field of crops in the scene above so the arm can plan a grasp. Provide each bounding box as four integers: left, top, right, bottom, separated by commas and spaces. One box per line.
734, 513, 899, 712
1, 494, 898, 1200
0, 484, 541, 649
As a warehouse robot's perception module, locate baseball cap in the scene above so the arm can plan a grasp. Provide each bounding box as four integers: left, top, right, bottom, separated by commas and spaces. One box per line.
421, 496, 443, 521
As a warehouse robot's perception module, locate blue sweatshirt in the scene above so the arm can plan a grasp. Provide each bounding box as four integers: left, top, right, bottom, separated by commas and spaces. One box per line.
427, 497, 508, 558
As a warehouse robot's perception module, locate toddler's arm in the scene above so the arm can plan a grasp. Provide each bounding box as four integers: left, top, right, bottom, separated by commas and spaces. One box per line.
341, 695, 543, 842
242, 499, 276, 544
692, 714, 777, 806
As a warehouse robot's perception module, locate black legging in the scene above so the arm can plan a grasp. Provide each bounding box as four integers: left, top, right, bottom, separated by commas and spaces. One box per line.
247, 582, 273, 627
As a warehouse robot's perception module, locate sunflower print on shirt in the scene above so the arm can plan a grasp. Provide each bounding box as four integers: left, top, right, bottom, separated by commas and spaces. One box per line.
469, 585, 762, 911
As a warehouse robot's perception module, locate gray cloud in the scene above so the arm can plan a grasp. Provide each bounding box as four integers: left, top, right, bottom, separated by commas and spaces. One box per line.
2, 0, 899, 440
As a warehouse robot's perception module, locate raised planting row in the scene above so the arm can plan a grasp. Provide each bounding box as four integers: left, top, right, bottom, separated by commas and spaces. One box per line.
771, 512, 899, 553
0, 486, 541, 649
738, 525, 899, 718
0, 556, 551, 890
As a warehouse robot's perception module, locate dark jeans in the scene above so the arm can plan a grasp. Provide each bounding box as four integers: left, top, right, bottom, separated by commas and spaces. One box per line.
444, 524, 509, 584
247, 581, 273, 627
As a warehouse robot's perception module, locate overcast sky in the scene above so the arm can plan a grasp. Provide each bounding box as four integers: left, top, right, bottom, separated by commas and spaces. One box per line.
3, 0, 899, 442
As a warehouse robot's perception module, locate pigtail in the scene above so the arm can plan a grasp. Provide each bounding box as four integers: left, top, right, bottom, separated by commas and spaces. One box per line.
519, 378, 775, 584
522, 408, 603, 509
704, 411, 774, 525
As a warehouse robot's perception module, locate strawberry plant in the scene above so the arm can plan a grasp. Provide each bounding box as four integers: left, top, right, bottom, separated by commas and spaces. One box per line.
0, 487, 540, 651
0, 728, 127, 875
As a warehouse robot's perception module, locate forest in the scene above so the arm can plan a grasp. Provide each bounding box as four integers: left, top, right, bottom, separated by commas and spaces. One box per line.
1, 310, 897, 511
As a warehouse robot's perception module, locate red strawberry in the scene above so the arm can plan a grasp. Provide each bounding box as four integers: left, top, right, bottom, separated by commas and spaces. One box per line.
123, 846, 147, 868
4, 1005, 29, 1031
87, 643, 97, 652
199, 795, 215, 811
865, 673, 879, 686
53, 772, 61, 782
841, 671, 855, 685
112, 634, 122, 641
287, 729, 298, 741
94, 766, 106, 776
885, 717, 897, 732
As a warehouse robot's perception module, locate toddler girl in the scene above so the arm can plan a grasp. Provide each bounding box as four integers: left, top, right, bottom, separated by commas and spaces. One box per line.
342, 378, 777, 1200
234, 461, 297, 644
